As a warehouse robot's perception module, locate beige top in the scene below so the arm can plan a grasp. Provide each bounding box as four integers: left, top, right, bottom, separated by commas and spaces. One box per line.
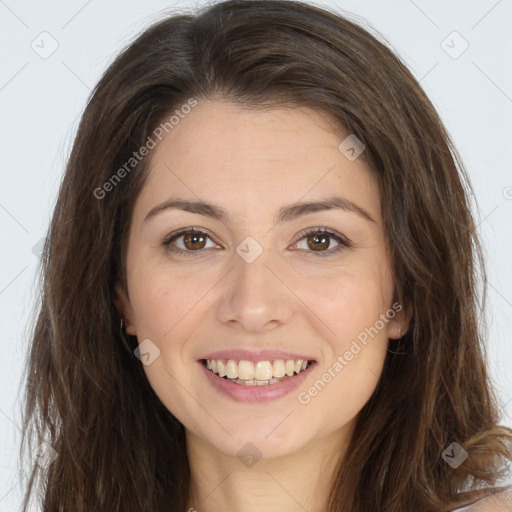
450, 486, 512, 511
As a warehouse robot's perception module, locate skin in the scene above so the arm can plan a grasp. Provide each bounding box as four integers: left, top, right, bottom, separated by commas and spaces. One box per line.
115, 99, 409, 511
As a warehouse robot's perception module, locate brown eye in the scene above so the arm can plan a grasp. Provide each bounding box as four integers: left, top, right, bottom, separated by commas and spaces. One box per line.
294, 228, 351, 257
163, 228, 218, 256
182, 232, 207, 250
306, 233, 330, 251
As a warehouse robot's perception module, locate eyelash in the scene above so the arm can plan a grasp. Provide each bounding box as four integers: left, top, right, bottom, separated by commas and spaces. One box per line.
162, 227, 351, 258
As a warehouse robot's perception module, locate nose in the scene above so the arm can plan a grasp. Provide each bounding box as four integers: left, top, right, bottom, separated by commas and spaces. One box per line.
216, 248, 295, 333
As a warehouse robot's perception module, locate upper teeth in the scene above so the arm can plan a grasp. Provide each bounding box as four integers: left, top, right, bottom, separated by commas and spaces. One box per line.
205, 359, 309, 380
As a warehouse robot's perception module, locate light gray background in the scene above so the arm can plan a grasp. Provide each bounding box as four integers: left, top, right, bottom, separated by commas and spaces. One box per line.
1, 1, 511, 509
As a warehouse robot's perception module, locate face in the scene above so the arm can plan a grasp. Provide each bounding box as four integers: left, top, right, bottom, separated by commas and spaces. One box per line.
115, 99, 406, 461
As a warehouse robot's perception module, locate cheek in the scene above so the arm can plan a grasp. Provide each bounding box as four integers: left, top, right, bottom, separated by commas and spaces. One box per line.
294, 268, 391, 413
297, 264, 392, 344
128, 261, 209, 338
128, 266, 203, 419
298, 348, 385, 436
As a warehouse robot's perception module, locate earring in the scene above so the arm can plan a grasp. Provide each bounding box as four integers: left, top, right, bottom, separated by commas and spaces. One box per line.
119, 317, 132, 354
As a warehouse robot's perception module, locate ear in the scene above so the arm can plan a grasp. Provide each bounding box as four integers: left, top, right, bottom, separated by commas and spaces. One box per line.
113, 282, 137, 336
386, 301, 412, 340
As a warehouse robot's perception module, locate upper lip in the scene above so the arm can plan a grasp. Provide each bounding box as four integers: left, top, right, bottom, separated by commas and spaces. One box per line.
199, 349, 316, 362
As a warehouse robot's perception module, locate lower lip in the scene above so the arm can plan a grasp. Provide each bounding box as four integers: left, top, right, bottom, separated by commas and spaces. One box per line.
199, 361, 316, 403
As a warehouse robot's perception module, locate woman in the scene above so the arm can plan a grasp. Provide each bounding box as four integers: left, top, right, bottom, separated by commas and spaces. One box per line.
20, 0, 512, 510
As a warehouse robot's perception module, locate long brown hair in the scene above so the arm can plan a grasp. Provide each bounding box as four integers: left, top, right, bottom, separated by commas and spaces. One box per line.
19, 1, 512, 510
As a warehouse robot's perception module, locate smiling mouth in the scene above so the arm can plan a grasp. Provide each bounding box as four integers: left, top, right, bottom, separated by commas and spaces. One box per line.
201, 358, 315, 386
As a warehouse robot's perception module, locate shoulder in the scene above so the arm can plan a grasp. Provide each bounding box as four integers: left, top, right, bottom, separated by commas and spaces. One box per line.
452, 488, 512, 511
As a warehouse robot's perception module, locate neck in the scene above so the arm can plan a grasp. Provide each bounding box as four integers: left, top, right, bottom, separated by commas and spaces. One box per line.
185, 428, 351, 512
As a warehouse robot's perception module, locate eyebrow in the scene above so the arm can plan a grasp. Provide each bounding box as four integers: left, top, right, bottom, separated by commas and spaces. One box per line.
143, 196, 375, 224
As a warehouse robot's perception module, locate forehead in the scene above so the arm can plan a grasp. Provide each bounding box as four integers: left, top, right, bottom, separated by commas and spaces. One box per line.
133, 100, 381, 222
